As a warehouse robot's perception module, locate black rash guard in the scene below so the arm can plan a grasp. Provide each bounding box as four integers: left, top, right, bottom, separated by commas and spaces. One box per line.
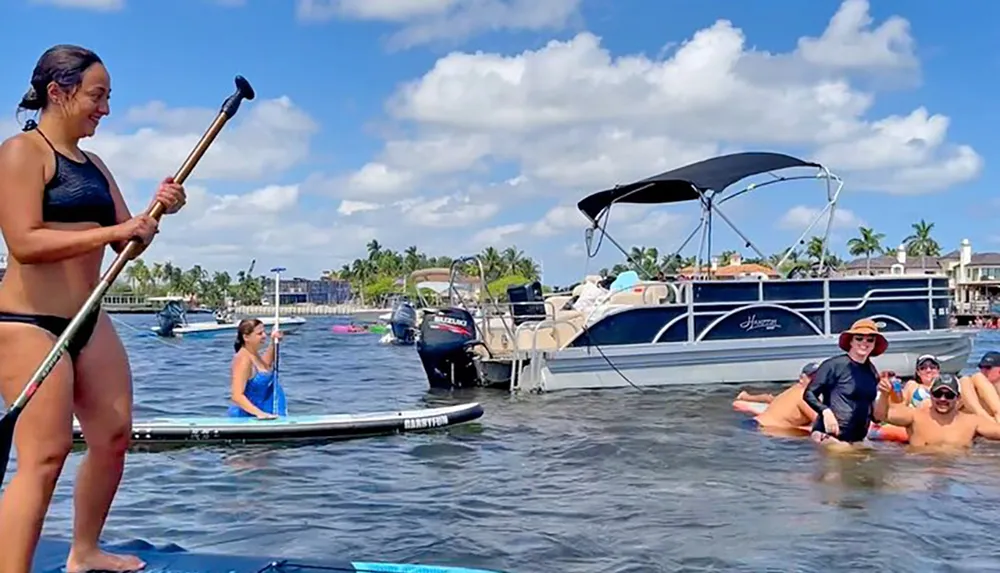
802, 354, 879, 442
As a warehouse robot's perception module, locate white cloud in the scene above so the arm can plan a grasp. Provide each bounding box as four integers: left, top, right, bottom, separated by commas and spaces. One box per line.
296, 0, 583, 49
472, 223, 526, 248
344, 162, 417, 197
289, 0, 980, 285
5, 0, 985, 284
31, 0, 123, 10
779, 205, 865, 232
131, 182, 375, 273
337, 200, 382, 215
402, 194, 499, 228
371, 0, 975, 200
190, 184, 300, 231
796, 0, 918, 72
813, 108, 982, 193
89, 96, 317, 183
531, 204, 588, 237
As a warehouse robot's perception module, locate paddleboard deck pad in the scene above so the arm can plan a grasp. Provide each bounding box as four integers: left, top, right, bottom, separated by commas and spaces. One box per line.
73, 403, 484, 445
732, 399, 908, 443
34, 538, 506, 573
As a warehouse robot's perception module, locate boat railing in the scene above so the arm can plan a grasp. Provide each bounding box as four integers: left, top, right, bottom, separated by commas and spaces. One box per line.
589, 276, 950, 345
510, 317, 584, 393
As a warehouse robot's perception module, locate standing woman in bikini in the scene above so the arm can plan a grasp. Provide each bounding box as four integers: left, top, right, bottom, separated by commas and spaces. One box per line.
0, 45, 186, 573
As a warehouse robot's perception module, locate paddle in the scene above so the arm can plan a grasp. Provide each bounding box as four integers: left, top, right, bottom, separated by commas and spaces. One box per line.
270, 266, 285, 416
0, 75, 256, 488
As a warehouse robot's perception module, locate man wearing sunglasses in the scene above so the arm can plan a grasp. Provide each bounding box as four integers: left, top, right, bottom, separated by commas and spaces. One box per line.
873, 373, 1000, 448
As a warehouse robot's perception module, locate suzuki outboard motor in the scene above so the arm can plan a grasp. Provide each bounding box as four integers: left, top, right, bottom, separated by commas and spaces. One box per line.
154, 301, 186, 337
389, 300, 418, 345
417, 307, 481, 389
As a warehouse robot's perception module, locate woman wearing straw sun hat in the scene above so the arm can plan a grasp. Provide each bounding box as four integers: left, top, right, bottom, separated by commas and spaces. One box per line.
802, 318, 892, 447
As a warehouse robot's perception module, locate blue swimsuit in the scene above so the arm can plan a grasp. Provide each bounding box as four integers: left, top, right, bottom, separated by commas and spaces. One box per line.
227, 364, 287, 417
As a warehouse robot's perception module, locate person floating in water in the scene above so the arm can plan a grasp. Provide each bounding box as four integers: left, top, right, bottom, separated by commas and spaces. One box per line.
803, 318, 890, 449
873, 373, 1000, 448
229, 318, 286, 419
956, 351, 1000, 423
898, 354, 939, 408
737, 362, 820, 431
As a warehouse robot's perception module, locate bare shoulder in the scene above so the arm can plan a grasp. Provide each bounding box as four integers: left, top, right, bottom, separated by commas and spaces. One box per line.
0, 132, 45, 168
231, 351, 250, 368
961, 411, 986, 427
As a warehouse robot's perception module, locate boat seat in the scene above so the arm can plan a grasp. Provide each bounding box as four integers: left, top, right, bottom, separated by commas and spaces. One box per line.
637, 282, 671, 304
551, 309, 585, 346
515, 323, 561, 353
481, 323, 514, 355
545, 294, 574, 316
511, 306, 586, 353
606, 288, 646, 306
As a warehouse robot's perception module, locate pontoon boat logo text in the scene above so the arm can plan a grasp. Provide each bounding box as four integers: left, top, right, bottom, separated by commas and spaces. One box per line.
740, 314, 780, 332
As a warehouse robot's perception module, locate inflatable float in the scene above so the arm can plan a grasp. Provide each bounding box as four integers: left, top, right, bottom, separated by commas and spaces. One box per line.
331, 323, 389, 334
732, 400, 909, 443
73, 403, 485, 446
34, 538, 505, 573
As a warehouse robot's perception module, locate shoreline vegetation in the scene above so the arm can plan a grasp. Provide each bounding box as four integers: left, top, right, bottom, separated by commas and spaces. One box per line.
599, 221, 941, 278
112, 240, 544, 310
109, 223, 942, 311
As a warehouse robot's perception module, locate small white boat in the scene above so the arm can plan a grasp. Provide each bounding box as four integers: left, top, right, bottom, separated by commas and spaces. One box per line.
157, 315, 307, 338
150, 296, 306, 338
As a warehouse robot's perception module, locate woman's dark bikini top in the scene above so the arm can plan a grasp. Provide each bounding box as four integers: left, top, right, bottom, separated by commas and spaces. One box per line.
24, 119, 117, 228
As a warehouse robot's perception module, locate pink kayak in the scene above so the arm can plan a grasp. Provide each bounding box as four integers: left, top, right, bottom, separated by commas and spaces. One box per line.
331, 324, 368, 334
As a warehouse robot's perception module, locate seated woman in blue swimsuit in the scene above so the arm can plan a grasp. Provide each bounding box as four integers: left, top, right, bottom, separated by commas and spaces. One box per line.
228, 318, 286, 419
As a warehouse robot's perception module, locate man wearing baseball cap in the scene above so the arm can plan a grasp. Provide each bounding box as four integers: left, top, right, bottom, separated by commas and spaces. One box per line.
737, 362, 821, 432
956, 351, 1000, 422
873, 372, 1000, 447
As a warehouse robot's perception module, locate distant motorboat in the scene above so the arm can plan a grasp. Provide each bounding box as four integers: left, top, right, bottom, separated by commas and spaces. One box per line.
150, 297, 306, 338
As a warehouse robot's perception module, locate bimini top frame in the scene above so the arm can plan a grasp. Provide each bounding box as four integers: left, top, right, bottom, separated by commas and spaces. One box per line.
577, 151, 845, 278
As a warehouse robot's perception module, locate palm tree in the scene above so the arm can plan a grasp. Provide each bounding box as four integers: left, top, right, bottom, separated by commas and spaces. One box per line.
903, 219, 941, 271
847, 226, 885, 274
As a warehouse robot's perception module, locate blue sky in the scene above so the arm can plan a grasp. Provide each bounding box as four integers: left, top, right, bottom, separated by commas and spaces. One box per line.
0, 0, 995, 284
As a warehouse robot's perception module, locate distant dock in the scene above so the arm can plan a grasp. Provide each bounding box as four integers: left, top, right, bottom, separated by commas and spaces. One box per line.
104, 294, 386, 320
103, 294, 162, 314
232, 304, 389, 320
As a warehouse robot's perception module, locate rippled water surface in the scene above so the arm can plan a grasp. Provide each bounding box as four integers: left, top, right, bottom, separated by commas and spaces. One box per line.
21, 317, 1000, 572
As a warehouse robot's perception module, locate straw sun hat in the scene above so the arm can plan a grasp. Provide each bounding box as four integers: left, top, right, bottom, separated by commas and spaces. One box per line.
837, 318, 888, 357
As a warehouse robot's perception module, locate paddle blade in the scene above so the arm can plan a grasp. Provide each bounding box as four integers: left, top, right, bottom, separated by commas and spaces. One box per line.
0, 409, 18, 487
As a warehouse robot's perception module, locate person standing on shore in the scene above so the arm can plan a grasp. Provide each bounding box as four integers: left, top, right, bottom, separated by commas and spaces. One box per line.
803, 319, 890, 449
0, 45, 186, 573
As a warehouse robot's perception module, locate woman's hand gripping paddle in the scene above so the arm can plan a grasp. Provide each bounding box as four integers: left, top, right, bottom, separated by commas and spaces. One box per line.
0, 76, 256, 488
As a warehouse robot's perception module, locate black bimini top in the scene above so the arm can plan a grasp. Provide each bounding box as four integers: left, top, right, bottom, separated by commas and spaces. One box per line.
576, 151, 821, 223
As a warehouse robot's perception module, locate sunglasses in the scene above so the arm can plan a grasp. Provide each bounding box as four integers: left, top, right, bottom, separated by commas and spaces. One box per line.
931, 389, 957, 400
852, 334, 877, 343
918, 364, 940, 371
